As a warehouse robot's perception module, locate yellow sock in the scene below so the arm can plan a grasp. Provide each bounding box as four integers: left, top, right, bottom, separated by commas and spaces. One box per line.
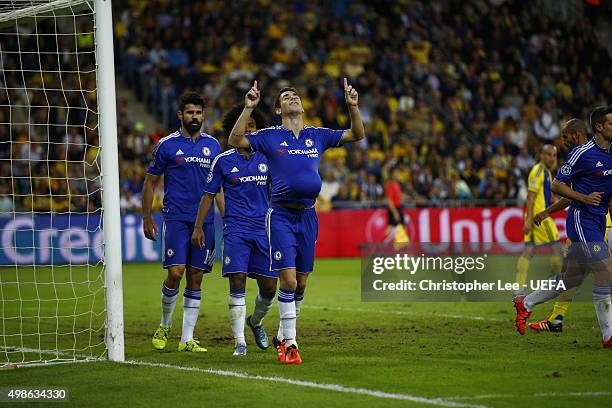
549, 255, 562, 276
548, 301, 570, 322
394, 225, 409, 244
515, 256, 530, 286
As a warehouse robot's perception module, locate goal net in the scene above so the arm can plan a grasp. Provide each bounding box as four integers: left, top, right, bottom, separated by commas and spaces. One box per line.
0, 0, 123, 367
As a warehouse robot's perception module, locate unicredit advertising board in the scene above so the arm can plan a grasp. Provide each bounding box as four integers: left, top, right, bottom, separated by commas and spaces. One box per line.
0, 208, 567, 265
315, 207, 567, 258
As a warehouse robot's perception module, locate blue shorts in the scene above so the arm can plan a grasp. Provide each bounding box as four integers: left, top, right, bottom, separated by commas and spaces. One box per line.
162, 220, 215, 272
222, 230, 274, 278
267, 205, 317, 273
566, 208, 609, 264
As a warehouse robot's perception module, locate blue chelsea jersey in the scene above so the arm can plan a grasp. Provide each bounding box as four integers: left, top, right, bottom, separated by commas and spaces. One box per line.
245, 126, 344, 207
147, 130, 221, 223
205, 149, 270, 233
556, 139, 612, 216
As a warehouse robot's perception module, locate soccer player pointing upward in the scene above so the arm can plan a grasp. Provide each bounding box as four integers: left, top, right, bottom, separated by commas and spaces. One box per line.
229, 79, 365, 364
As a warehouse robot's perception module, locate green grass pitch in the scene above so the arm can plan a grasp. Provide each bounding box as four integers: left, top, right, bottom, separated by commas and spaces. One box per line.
1, 258, 611, 408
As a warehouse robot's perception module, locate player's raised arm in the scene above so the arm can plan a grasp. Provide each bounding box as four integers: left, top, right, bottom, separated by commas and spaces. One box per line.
340, 78, 365, 144
228, 81, 260, 149
142, 173, 161, 240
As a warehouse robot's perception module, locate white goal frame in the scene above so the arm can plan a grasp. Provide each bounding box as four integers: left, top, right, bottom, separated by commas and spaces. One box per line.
95, 0, 124, 363
0, 0, 124, 364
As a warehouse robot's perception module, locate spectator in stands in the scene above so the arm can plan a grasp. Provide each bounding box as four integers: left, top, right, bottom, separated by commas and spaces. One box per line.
361, 173, 383, 205
318, 171, 341, 212
533, 99, 560, 142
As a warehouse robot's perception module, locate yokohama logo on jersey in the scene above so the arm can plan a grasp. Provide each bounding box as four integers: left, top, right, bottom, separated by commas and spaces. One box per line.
183, 156, 211, 164
277, 148, 319, 158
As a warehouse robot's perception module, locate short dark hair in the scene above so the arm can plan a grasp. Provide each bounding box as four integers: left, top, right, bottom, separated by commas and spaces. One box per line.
177, 91, 204, 111
222, 104, 268, 137
274, 87, 298, 111
589, 105, 612, 133
563, 118, 588, 137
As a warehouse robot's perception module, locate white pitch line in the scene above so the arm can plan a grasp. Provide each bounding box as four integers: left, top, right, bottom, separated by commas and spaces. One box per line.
203, 301, 504, 322
1, 347, 102, 368
447, 391, 612, 400
533, 391, 612, 398
302, 305, 505, 322
123, 359, 488, 408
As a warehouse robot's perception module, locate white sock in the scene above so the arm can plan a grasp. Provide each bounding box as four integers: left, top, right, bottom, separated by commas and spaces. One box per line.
229, 292, 246, 345
160, 284, 179, 326
295, 293, 304, 319
277, 322, 283, 341
592, 285, 612, 341
278, 288, 297, 347
251, 291, 274, 327
180, 288, 201, 343
524, 275, 564, 310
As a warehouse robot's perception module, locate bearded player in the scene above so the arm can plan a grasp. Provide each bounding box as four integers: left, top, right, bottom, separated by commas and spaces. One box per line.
143, 91, 222, 353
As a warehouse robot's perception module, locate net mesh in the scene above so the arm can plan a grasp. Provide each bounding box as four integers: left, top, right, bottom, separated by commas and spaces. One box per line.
0, 0, 106, 367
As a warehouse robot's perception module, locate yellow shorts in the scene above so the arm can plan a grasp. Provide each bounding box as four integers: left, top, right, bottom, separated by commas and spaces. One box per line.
524, 217, 560, 246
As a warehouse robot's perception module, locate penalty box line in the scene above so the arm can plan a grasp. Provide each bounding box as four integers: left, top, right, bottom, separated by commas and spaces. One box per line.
123, 359, 489, 408
204, 301, 505, 322
302, 305, 505, 322
447, 391, 612, 400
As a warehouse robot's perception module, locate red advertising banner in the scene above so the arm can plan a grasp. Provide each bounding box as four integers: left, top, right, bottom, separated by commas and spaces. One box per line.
316, 207, 567, 258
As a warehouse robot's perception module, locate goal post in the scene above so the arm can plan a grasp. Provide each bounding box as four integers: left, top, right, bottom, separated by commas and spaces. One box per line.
95, 0, 124, 363
0, 0, 124, 366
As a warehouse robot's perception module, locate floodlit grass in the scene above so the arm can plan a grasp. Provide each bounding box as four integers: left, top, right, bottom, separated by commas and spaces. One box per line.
1, 259, 610, 408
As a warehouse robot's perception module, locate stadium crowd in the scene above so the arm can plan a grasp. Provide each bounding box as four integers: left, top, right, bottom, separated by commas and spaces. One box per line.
0, 15, 100, 214
114, 0, 611, 211
1, 1, 611, 213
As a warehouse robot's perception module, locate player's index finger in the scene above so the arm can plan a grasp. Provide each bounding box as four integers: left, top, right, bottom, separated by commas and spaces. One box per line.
343, 77, 348, 89
253, 80, 258, 89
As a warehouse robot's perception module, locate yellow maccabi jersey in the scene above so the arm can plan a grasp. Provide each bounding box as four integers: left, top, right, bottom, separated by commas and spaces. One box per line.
525, 162, 560, 245
527, 162, 552, 215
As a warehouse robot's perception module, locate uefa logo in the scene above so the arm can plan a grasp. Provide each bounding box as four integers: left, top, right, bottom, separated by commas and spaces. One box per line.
166, 248, 174, 257
305, 138, 313, 147
274, 251, 282, 261
224, 256, 231, 265
202, 147, 211, 156
206, 171, 213, 183
560, 164, 571, 176
258, 163, 268, 173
